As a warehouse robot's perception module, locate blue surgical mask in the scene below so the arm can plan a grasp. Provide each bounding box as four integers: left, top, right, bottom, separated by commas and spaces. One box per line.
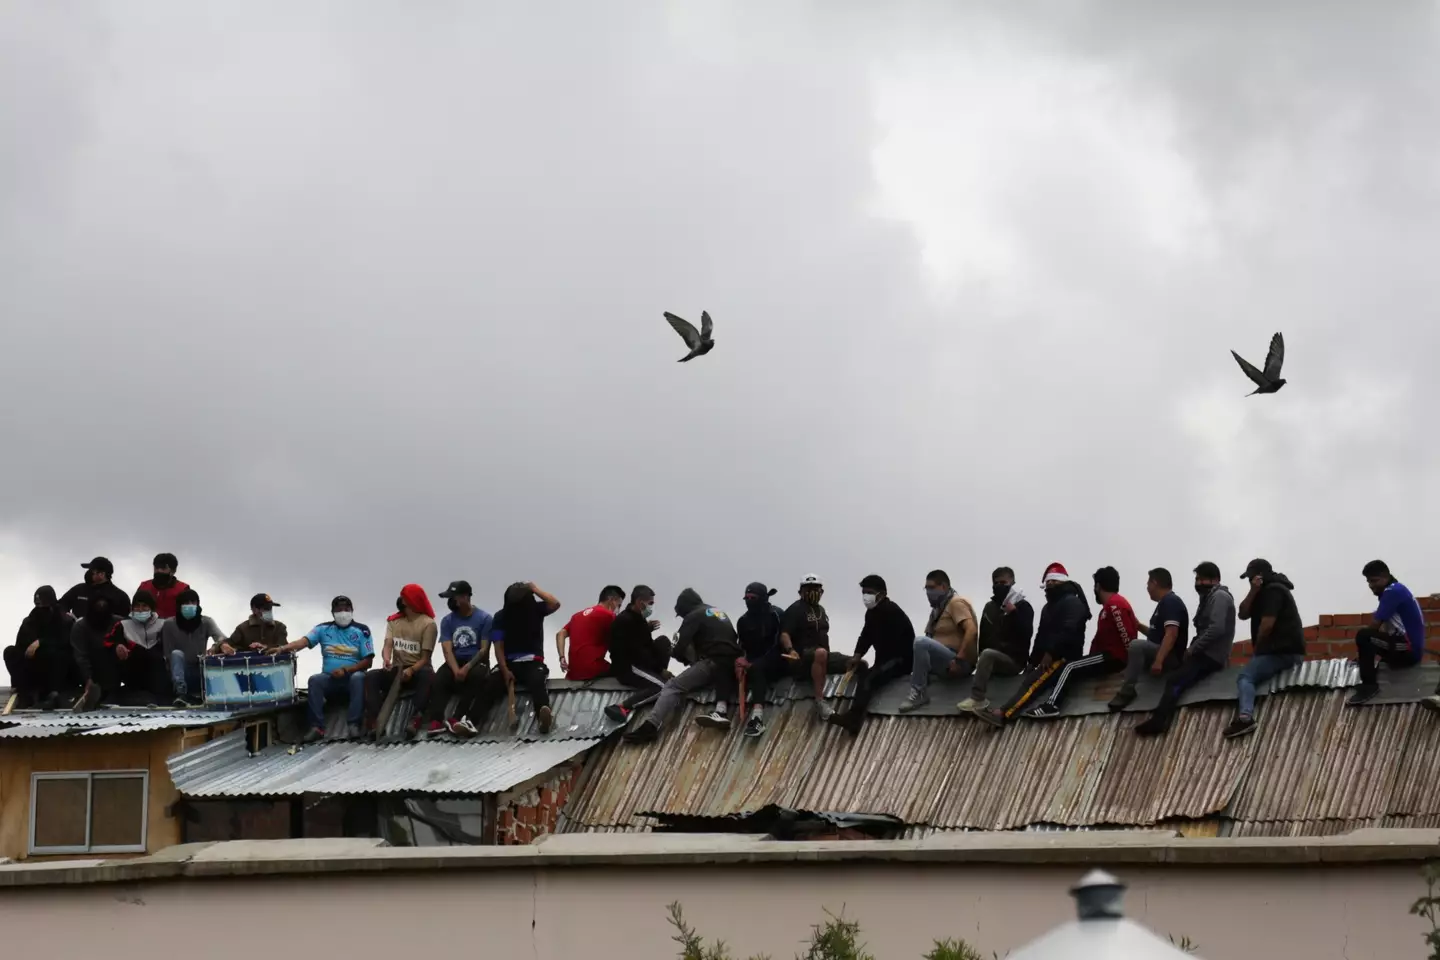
641, 604, 654, 619
130, 611, 153, 623
260, 609, 274, 623
179, 604, 199, 619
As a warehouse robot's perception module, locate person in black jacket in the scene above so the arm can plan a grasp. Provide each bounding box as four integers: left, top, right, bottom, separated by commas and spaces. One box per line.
71, 594, 123, 712
829, 574, 916, 737
4, 586, 78, 709
959, 567, 1034, 716
981, 562, 1090, 728
1224, 559, 1306, 739
603, 585, 674, 724
623, 588, 742, 743
58, 557, 132, 620
734, 581, 786, 738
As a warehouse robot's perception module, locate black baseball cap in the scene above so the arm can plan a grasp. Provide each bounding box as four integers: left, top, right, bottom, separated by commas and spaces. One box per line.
439, 580, 473, 598
744, 581, 777, 600
249, 593, 281, 609
81, 557, 114, 575
1242, 559, 1273, 579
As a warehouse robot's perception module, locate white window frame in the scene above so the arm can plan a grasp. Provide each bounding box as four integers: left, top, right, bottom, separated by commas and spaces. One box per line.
28, 770, 149, 856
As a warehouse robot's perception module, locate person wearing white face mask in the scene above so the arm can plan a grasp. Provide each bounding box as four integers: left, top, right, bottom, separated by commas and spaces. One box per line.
161, 588, 226, 706
271, 596, 374, 743
110, 589, 168, 704
602, 585, 673, 725
827, 574, 917, 736
217, 593, 287, 655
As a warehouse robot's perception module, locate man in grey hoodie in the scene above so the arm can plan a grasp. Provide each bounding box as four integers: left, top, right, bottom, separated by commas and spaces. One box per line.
1131, 562, 1236, 736
622, 588, 742, 743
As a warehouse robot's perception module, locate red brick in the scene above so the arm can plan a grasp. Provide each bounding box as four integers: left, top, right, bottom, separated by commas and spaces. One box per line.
1333, 613, 1365, 626
1318, 614, 1334, 627
498, 810, 513, 829
1420, 595, 1438, 610
540, 788, 556, 807
1303, 626, 1318, 641
513, 824, 533, 845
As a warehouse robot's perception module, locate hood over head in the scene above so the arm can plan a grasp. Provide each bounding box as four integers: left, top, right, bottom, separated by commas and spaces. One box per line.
390, 583, 436, 621
1263, 571, 1295, 591
675, 587, 705, 618
743, 582, 776, 612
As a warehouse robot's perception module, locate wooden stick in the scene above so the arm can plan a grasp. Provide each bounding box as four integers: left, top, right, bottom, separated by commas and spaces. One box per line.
506, 672, 518, 728
2, 693, 16, 717
735, 659, 748, 725
374, 668, 406, 739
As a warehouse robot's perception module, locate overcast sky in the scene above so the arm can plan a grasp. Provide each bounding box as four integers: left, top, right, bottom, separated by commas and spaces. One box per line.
3, 1, 1437, 677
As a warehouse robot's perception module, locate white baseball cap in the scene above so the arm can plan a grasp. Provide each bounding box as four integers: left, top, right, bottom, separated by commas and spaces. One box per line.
800, 574, 823, 587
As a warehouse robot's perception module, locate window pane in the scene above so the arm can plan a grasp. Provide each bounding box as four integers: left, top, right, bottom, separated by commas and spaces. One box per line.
33, 778, 88, 850
91, 776, 145, 848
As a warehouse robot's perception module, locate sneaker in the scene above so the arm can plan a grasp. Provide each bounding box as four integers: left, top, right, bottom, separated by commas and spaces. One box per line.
303, 727, 325, 744
405, 717, 422, 740
1223, 716, 1257, 739
977, 708, 1006, 729
604, 703, 632, 724
1346, 683, 1380, 706
73, 681, 101, 714
1133, 713, 1172, 737
425, 720, 446, 735
816, 702, 835, 722
346, 722, 363, 740
1107, 686, 1137, 711
448, 716, 479, 738
956, 697, 990, 714
173, 697, 190, 709
743, 715, 766, 738
897, 688, 929, 713
1027, 703, 1061, 720
538, 705, 553, 734
696, 710, 732, 730
1421, 695, 1440, 716
623, 720, 660, 744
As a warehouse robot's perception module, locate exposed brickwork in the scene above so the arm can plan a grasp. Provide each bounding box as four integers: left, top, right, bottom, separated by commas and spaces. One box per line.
494, 762, 580, 846
1228, 592, 1439, 666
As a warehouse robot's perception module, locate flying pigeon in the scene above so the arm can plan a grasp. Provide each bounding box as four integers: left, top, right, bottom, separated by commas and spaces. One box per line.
1231, 332, 1286, 396
664, 310, 715, 362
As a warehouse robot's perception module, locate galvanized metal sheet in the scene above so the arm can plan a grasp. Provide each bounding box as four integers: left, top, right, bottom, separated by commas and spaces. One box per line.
320, 686, 630, 742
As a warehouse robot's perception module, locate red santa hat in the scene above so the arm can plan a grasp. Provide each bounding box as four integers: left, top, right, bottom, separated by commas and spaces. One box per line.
1042, 562, 1070, 585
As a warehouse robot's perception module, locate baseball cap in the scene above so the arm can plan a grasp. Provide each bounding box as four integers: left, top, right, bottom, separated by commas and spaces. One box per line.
439, 580, 473, 598
859, 574, 887, 593
1243, 558, 1273, 579
800, 574, 824, 588
81, 557, 114, 576
744, 581, 777, 600
249, 593, 281, 610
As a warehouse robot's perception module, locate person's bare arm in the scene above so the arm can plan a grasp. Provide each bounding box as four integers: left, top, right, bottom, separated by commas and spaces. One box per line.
441, 640, 460, 675
1238, 578, 1262, 620
528, 583, 560, 613
1258, 616, 1277, 643
555, 627, 570, 673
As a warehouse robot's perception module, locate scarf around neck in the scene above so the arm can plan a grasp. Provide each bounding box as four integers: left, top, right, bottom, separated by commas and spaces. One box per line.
925, 588, 956, 638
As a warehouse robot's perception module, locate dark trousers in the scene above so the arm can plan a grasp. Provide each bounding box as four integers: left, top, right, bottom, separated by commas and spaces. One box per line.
850, 656, 912, 715
425, 661, 491, 722
363, 663, 435, 723
1000, 658, 1067, 718
4, 644, 79, 703
1356, 627, 1416, 686
308, 671, 366, 729
468, 661, 550, 724
611, 662, 668, 710
118, 645, 169, 702
1040, 651, 1125, 709
1148, 655, 1223, 723
743, 648, 787, 705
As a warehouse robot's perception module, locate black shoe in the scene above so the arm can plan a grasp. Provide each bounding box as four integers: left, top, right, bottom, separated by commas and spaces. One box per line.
1223, 716, 1257, 739
38, 693, 60, 711
695, 710, 731, 730
1107, 686, 1137, 711
1347, 683, 1380, 706
1026, 703, 1060, 720
743, 715, 766, 738
1421, 695, 1440, 716
623, 721, 660, 744
977, 709, 1006, 729
303, 727, 325, 744
538, 705, 553, 734
604, 703, 631, 724
1134, 713, 1172, 737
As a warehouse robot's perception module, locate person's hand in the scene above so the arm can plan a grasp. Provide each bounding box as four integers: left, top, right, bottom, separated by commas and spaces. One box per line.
116, 645, 130, 661
736, 657, 751, 671
265, 647, 281, 656
330, 668, 346, 679
1250, 575, 1264, 590
24, 640, 38, 659
382, 655, 392, 670
1150, 660, 1165, 677
558, 655, 569, 675
401, 666, 414, 681
1003, 602, 1016, 613
500, 666, 514, 686
1039, 654, 1054, 670
249, 642, 265, 651
847, 655, 864, 671
525, 582, 539, 593
946, 659, 968, 677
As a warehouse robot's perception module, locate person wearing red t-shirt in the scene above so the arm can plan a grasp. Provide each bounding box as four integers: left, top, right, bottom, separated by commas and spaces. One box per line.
1025, 566, 1135, 719
556, 586, 625, 680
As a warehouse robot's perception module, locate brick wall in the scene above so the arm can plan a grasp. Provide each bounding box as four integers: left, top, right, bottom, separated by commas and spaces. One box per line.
494, 762, 580, 846
1228, 592, 1440, 666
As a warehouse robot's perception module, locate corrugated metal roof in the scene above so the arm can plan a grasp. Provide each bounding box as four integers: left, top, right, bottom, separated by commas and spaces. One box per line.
321, 686, 630, 742
0, 707, 267, 739
169, 729, 595, 797
561, 683, 1440, 838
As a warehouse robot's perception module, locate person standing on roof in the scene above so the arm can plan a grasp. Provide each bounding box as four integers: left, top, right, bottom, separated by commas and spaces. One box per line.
732, 581, 786, 738
779, 575, 837, 720
1126, 563, 1235, 735
425, 580, 494, 738
218, 594, 287, 654
271, 596, 375, 743
110, 589, 168, 704
468, 582, 562, 735
980, 563, 1092, 727
830, 574, 916, 736
624, 587, 742, 743
899, 570, 978, 713
4, 586, 77, 710
1348, 560, 1426, 706
59, 557, 131, 620
365, 583, 438, 740
603, 585, 673, 727
958, 567, 1034, 717
556, 586, 625, 680
1224, 559, 1305, 739
160, 588, 226, 705
138, 553, 189, 620
71, 594, 123, 712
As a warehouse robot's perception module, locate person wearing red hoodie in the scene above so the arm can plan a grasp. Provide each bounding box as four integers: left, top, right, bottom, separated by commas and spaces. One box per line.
364, 583, 437, 739
138, 553, 190, 620
1023, 565, 1136, 720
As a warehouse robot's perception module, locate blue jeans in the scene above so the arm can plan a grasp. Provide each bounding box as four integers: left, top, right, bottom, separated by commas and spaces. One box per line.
308, 671, 366, 729
169, 650, 202, 699
1236, 653, 1304, 718
910, 637, 959, 691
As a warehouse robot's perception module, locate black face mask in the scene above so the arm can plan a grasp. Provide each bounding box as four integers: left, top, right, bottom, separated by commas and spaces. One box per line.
447, 596, 459, 613
991, 582, 1010, 602
1195, 583, 1213, 596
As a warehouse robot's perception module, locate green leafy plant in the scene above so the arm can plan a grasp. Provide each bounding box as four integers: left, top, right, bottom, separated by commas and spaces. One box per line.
1167, 933, 1199, 954
667, 902, 768, 960
801, 909, 874, 960
1410, 862, 1440, 959
922, 938, 988, 960
668, 902, 991, 960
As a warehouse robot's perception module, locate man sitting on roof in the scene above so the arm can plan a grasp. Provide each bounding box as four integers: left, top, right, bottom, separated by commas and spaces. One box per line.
958, 567, 1034, 717
365, 584, 437, 740
271, 596, 375, 743
71, 594, 123, 712
160, 589, 226, 706
779, 575, 837, 721
1349, 560, 1426, 706
466, 582, 563, 735
980, 563, 1092, 727
109, 590, 169, 704
829, 574, 915, 737
217, 594, 287, 654
1224, 559, 1305, 740
556, 586, 624, 681
59, 557, 132, 620
624, 588, 742, 743
603, 585, 673, 727
899, 570, 977, 713
730, 581, 786, 739
4, 586, 77, 710
1127, 563, 1235, 736
1107, 567, 1180, 710
424, 580, 493, 738
138, 552, 189, 620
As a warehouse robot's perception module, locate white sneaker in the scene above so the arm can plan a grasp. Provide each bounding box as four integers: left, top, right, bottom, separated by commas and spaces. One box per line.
448, 717, 479, 738
816, 702, 835, 721
957, 697, 990, 714
898, 688, 929, 713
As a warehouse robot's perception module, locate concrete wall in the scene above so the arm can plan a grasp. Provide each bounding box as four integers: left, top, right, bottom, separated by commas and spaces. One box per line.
0, 835, 1433, 959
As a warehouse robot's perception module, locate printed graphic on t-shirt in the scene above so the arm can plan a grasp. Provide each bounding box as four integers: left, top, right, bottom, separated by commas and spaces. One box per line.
451, 626, 480, 658
394, 637, 421, 655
